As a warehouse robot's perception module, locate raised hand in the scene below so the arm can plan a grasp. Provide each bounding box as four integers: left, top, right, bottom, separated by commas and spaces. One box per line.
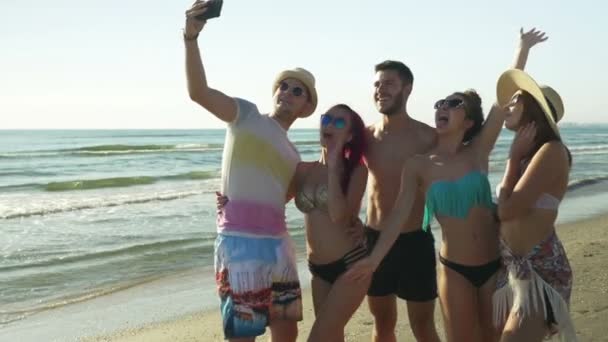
510, 122, 537, 160
184, 1, 210, 39
327, 139, 346, 171
519, 27, 548, 49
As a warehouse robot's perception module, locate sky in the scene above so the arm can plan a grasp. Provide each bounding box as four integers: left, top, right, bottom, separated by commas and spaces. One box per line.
1, 0, 606, 129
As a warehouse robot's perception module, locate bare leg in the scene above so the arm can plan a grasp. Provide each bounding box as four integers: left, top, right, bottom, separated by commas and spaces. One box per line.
311, 275, 332, 316
478, 272, 500, 342
269, 319, 298, 342
406, 299, 440, 342
368, 295, 398, 342
500, 308, 546, 342
438, 263, 478, 342
308, 275, 371, 341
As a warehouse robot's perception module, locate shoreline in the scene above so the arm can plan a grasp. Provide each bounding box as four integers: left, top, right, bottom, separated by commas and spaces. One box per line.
2, 211, 607, 341
86, 213, 608, 341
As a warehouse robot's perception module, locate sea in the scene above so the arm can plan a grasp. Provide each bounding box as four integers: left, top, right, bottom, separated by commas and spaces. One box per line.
1, 127, 608, 340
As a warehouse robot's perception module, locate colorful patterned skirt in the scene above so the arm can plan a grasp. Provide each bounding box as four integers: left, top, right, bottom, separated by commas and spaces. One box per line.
493, 231, 577, 341
215, 232, 302, 339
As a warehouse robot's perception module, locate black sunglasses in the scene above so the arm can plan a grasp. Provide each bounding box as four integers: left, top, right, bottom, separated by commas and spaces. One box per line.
279, 81, 304, 97
434, 98, 464, 110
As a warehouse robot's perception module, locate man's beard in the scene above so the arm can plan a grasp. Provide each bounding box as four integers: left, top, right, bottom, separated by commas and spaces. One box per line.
378, 95, 404, 116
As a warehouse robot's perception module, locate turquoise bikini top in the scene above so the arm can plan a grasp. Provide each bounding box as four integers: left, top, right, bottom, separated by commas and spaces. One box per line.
422, 170, 496, 231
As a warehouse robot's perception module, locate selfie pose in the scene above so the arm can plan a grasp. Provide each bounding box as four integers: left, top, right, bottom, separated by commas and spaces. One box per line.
184, 1, 317, 340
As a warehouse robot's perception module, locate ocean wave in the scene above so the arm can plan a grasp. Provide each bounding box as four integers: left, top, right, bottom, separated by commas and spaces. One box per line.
0, 151, 63, 159
69, 143, 224, 156
0, 237, 213, 273
45, 176, 157, 191
2, 141, 320, 159
293, 140, 319, 146
72, 144, 176, 151
569, 144, 608, 153
164, 171, 217, 181
0, 189, 211, 219
0, 143, 225, 159
0, 170, 57, 177
0, 171, 219, 193
0, 274, 169, 326
567, 176, 608, 191
0, 236, 217, 325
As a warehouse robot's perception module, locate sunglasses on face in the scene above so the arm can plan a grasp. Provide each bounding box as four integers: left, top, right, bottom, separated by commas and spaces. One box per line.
279, 81, 304, 97
321, 114, 346, 129
434, 98, 464, 110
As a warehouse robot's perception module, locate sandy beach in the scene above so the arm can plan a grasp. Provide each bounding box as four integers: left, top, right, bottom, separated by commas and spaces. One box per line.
83, 214, 608, 342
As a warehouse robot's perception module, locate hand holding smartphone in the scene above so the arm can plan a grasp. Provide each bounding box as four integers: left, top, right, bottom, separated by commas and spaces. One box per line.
196, 0, 223, 21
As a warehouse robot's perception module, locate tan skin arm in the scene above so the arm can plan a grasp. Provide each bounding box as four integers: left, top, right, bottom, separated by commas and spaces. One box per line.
498, 123, 536, 203
327, 164, 368, 226
512, 28, 548, 70
184, 1, 237, 123
285, 163, 304, 203
498, 141, 569, 221
470, 28, 548, 158
344, 157, 423, 281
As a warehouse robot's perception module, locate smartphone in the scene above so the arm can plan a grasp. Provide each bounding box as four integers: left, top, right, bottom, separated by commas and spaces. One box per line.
196, 0, 223, 21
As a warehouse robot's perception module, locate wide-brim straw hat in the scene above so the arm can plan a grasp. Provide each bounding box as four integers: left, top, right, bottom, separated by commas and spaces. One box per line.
497, 69, 564, 137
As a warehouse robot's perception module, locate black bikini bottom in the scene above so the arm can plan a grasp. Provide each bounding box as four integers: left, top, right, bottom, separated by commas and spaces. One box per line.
439, 255, 501, 288
308, 244, 368, 284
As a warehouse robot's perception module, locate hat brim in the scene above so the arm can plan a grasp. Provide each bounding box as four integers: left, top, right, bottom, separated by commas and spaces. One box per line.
496, 69, 560, 137
273, 71, 318, 118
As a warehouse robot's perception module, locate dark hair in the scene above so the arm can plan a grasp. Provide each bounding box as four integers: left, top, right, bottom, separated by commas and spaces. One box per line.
374, 60, 414, 86
453, 89, 484, 144
519, 92, 572, 165
328, 104, 367, 193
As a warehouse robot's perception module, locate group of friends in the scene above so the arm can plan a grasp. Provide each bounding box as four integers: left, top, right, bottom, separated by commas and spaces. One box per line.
184, 1, 577, 341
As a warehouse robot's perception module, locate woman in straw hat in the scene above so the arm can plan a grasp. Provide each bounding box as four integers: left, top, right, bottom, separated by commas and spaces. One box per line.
493, 69, 577, 341
346, 28, 547, 342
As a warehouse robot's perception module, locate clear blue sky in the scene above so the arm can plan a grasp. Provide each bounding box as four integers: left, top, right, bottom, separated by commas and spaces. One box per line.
1, 0, 605, 129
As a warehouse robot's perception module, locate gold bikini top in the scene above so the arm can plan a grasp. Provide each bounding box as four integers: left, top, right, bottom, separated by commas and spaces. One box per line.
295, 183, 329, 213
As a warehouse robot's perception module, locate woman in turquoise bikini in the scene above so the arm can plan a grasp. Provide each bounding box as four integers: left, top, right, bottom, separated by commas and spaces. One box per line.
347, 28, 547, 342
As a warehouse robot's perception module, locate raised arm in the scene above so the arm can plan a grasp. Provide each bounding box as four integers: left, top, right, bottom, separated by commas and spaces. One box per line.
345, 157, 422, 281
184, 1, 237, 123
497, 123, 536, 206
498, 135, 568, 221
285, 163, 302, 203
512, 28, 548, 70
327, 142, 368, 225
471, 28, 548, 157
327, 164, 368, 225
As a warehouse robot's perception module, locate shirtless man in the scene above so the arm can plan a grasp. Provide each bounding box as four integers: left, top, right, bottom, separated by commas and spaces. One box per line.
347, 60, 440, 342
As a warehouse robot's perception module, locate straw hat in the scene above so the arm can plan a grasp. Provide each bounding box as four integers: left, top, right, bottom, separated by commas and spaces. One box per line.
497, 69, 564, 137
272, 67, 318, 118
